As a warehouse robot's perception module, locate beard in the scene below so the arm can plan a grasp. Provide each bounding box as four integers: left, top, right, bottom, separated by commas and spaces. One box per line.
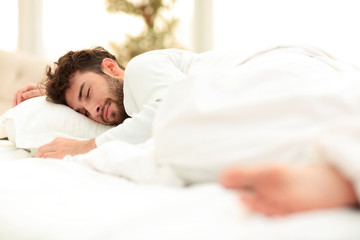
100, 75, 129, 125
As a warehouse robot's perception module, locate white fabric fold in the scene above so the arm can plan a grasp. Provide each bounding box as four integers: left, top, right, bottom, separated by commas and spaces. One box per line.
66, 139, 184, 186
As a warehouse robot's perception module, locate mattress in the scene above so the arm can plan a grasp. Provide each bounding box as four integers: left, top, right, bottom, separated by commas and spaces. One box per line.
0, 139, 359, 240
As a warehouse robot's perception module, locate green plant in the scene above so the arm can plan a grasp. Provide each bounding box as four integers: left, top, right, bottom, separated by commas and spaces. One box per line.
105, 0, 183, 66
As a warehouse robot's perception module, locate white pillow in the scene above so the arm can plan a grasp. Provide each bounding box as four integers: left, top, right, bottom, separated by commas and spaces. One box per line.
0, 96, 113, 149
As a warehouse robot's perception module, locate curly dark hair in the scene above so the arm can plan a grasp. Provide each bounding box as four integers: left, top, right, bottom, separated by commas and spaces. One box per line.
41, 46, 125, 105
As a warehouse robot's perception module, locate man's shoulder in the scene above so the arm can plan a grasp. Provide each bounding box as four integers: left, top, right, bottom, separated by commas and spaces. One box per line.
130, 48, 192, 63
128, 49, 196, 70
124, 50, 174, 84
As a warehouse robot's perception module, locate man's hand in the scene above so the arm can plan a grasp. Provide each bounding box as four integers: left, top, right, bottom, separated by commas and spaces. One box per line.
35, 137, 97, 159
13, 83, 45, 107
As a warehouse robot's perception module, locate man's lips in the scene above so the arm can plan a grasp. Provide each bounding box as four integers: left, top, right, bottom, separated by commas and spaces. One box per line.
101, 101, 111, 121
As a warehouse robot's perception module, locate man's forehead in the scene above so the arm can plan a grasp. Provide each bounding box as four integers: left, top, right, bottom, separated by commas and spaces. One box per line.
68, 71, 86, 91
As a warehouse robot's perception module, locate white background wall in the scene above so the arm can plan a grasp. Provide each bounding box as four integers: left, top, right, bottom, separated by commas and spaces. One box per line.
1, 0, 360, 65
212, 0, 360, 65
0, 1, 18, 52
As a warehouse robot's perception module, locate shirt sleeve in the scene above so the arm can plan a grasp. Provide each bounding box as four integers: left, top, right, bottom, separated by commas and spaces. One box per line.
123, 49, 195, 114
95, 49, 195, 146
95, 100, 159, 146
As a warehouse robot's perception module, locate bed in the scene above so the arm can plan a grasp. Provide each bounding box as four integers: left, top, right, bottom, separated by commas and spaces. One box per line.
0, 95, 359, 240
1, 47, 360, 240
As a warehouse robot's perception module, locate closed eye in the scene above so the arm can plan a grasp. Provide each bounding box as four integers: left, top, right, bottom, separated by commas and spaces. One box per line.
84, 88, 90, 117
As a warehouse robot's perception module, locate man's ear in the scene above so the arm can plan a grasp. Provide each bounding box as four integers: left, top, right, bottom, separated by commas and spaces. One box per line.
101, 58, 123, 77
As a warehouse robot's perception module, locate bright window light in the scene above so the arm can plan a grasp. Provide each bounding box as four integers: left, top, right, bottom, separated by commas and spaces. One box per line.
0, 1, 18, 52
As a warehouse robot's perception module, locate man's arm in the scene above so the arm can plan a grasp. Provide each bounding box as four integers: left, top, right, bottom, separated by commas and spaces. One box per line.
35, 137, 96, 159
96, 100, 159, 146
96, 49, 194, 147
13, 83, 45, 107
35, 101, 158, 159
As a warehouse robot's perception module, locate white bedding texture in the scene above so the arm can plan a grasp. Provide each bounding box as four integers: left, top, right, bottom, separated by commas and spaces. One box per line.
0, 140, 360, 240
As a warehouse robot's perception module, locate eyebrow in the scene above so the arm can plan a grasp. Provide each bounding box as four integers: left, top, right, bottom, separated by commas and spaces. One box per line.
78, 82, 85, 101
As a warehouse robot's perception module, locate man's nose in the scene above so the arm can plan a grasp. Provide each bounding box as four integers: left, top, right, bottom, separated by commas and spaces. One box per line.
86, 103, 101, 118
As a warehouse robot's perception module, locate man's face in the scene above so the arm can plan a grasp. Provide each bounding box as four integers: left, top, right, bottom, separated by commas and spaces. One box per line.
65, 71, 126, 125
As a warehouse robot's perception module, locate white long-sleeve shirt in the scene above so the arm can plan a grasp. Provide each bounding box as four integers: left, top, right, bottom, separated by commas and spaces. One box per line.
95, 48, 253, 146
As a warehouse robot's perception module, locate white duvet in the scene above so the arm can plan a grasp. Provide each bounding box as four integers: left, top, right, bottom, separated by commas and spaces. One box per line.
0, 140, 360, 240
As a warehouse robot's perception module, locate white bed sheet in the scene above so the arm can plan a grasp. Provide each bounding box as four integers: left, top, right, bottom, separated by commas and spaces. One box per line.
0, 139, 360, 240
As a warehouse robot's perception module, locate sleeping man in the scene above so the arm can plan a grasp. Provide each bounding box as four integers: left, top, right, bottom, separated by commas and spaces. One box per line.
13, 45, 360, 216
14, 46, 251, 158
